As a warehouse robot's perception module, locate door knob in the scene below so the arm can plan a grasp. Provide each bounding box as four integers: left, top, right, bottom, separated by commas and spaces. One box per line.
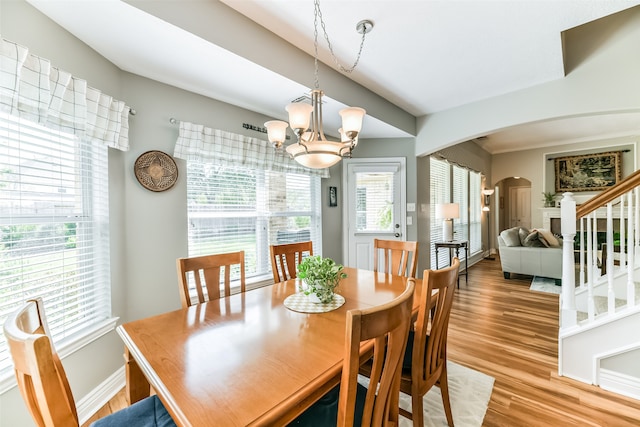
395, 233, 401, 238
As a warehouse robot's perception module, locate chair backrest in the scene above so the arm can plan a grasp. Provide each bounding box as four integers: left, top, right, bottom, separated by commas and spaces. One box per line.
338, 280, 415, 427
373, 239, 419, 278
3, 298, 79, 427
269, 241, 313, 283
411, 257, 459, 390
176, 251, 246, 307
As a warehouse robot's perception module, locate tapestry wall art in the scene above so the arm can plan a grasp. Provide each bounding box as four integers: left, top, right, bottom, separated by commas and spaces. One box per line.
554, 151, 621, 193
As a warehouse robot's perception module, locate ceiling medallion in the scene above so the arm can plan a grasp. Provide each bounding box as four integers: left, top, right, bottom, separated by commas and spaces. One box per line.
134, 150, 178, 192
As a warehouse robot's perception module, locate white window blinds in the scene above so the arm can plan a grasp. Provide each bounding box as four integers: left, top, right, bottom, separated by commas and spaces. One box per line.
0, 37, 128, 386
469, 171, 482, 253
430, 157, 451, 268
430, 157, 482, 268
354, 171, 395, 233
0, 112, 111, 379
176, 122, 322, 284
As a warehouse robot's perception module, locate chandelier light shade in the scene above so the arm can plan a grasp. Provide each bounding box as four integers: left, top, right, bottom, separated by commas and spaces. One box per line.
263, 120, 288, 149
264, 0, 373, 169
435, 203, 459, 242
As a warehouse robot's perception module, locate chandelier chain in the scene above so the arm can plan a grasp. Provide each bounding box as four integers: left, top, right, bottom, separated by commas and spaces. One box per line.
313, 0, 368, 82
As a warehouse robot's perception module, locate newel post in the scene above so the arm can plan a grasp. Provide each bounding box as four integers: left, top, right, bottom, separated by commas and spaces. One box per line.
561, 192, 577, 328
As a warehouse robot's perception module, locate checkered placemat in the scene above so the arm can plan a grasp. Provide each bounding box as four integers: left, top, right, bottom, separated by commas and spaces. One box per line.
283, 292, 345, 313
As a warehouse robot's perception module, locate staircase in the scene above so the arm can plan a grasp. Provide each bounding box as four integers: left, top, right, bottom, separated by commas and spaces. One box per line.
558, 171, 640, 400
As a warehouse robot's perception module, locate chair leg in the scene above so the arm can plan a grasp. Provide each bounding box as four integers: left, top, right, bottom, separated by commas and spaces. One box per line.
411, 389, 424, 427
440, 368, 454, 427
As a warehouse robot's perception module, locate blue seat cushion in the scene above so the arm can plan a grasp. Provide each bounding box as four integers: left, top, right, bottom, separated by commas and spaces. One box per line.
403, 330, 429, 373
288, 382, 367, 426
91, 395, 176, 427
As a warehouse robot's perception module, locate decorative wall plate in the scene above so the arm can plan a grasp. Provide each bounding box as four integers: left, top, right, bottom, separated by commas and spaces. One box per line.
134, 150, 178, 192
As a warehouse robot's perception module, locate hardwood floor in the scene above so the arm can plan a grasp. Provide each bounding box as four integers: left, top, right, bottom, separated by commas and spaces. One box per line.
83, 257, 640, 426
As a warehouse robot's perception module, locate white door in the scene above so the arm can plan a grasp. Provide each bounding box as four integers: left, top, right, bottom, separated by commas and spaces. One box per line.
342, 158, 406, 269
509, 186, 531, 229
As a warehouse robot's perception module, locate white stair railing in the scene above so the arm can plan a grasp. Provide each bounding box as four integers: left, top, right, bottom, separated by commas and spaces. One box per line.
561, 189, 640, 330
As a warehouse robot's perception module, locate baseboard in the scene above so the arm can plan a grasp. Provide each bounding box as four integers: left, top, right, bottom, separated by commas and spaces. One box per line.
599, 368, 640, 400
76, 367, 125, 425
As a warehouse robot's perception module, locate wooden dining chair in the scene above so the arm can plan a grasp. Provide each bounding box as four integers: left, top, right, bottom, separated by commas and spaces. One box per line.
269, 241, 313, 283
290, 279, 415, 426
3, 298, 176, 427
176, 250, 246, 308
373, 238, 419, 278
400, 257, 460, 427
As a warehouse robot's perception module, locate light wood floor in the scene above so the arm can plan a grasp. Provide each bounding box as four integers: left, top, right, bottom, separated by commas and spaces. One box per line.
83, 257, 640, 426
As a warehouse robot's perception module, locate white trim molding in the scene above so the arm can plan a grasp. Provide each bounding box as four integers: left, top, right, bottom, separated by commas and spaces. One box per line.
77, 366, 126, 425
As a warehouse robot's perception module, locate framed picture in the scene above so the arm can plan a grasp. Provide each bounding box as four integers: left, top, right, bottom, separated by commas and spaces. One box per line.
554, 151, 621, 193
329, 186, 338, 207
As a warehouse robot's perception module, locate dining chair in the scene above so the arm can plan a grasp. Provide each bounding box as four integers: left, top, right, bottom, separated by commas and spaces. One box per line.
3, 298, 176, 427
176, 250, 245, 308
399, 257, 460, 427
289, 279, 415, 426
269, 241, 313, 283
373, 238, 419, 278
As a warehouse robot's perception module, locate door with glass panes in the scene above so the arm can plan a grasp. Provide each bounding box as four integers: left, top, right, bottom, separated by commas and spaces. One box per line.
342, 158, 406, 269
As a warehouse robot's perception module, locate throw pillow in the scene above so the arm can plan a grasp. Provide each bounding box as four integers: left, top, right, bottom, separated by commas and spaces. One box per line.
523, 230, 545, 247
500, 227, 521, 247
536, 228, 560, 248
518, 227, 530, 246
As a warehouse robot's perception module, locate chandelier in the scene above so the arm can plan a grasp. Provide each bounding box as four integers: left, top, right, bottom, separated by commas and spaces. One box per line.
264, 0, 373, 169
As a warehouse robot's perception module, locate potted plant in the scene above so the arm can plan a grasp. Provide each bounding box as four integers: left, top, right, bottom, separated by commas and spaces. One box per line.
542, 191, 556, 207
297, 255, 347, 303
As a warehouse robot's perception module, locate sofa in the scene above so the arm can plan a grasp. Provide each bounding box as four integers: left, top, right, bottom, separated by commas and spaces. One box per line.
497, 226, 562, 284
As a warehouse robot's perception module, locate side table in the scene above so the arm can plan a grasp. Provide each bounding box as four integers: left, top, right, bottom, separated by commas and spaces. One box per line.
434, 240, 469, 288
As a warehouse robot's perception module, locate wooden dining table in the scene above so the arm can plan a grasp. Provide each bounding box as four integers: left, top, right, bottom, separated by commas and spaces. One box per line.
116, 267, 424, 426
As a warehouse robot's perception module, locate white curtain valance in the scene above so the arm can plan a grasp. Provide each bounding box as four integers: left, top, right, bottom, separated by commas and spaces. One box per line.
0, 36, 130, 151
174, 121, 330, 178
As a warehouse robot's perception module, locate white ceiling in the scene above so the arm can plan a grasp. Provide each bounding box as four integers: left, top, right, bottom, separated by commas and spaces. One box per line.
24, 0, 640, 153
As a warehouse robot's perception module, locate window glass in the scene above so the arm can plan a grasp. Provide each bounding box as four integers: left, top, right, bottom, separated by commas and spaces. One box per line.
0, 112, 111, 375
354, 171, 394, 232
186, 162, 321, 281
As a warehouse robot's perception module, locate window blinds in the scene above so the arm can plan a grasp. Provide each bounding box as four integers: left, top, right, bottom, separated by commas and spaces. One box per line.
0, 112, 111, 376
186, 162, 322, 283
430, 157, 482, 268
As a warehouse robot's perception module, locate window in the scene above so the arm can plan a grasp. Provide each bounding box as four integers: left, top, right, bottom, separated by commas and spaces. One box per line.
354, 171, 394, 232
430, 157, 482, 268
0, 112, 112, 379
186, 161, 321, 283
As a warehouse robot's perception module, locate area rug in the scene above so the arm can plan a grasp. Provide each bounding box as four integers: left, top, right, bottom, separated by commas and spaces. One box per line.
359, 361, 494, 427
530, 276, 561, 294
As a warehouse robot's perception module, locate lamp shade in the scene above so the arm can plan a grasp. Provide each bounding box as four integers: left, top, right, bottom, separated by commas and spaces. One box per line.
285, 102, 313, 131
339, 107, 366, 136
482, 188, 495, 196
264, 120, 288, 147
435, 203, 459, 219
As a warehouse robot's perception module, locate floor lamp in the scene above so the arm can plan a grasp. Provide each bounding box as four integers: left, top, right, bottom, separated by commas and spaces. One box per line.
483, 188, 495, 260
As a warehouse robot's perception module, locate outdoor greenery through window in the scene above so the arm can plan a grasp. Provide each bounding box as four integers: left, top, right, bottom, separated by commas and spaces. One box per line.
186, 161, 321, 284
430, 157, 482, 268
0, 112, 111, 377
355, 171, 394, 232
